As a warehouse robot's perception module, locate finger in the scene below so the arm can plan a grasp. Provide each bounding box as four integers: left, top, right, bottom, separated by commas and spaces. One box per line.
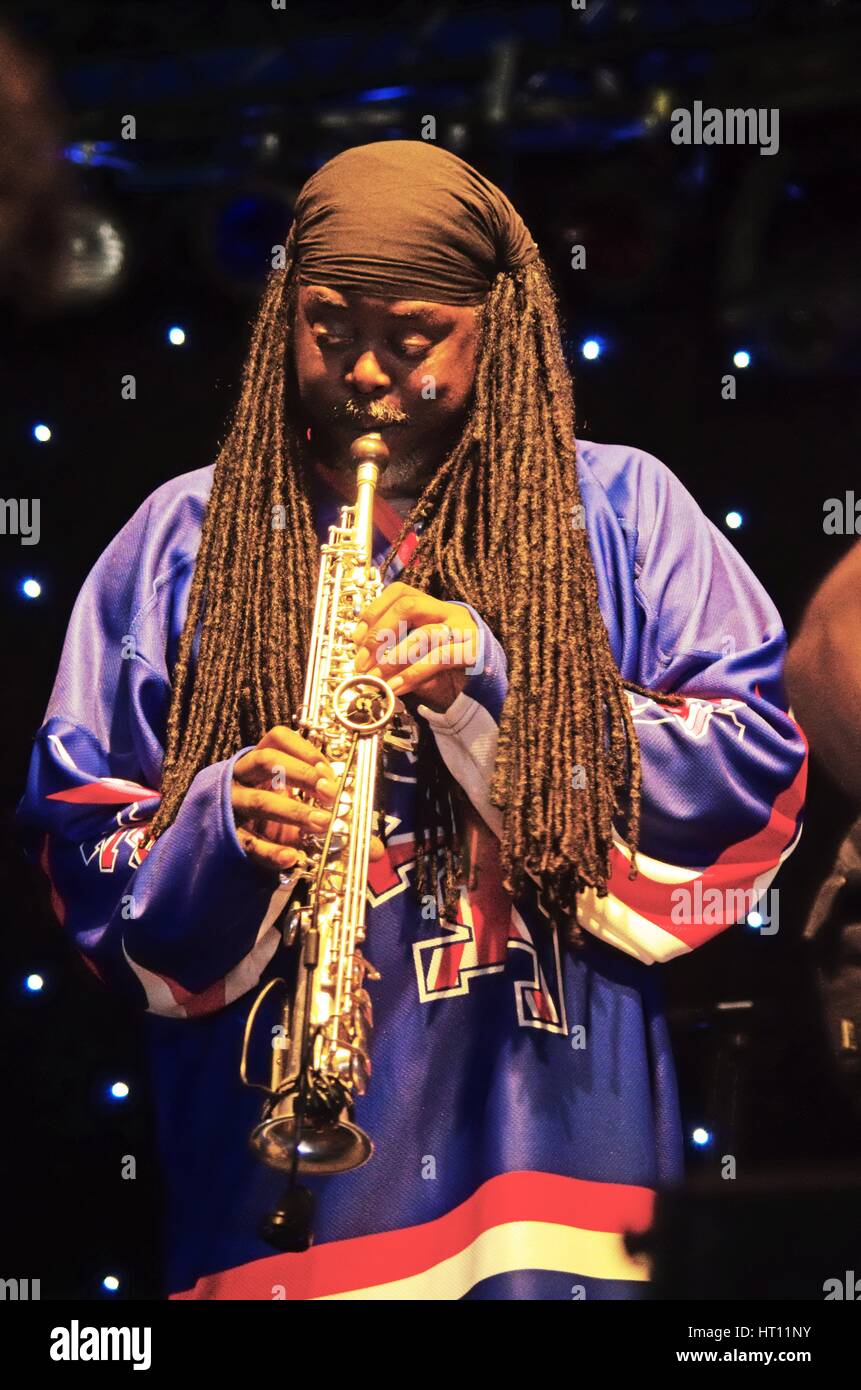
351, 581, 411, 646
256, 824, 386, 862
234, 746, 339, 801
362, 621, 459, 682
253, 725, 337, 775
236, 824, 311, 873
232, 783, 334, 832
249, 815, 302, 849
381, 640, 473, 698
356, 609, 452, 676
353, 585, 447, 667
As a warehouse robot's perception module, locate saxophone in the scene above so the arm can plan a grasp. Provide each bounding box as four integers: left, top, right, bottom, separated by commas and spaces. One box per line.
241, 432, 400, 1244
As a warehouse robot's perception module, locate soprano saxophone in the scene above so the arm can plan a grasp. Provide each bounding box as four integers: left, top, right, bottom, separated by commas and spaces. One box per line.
241, 431, 398, 1205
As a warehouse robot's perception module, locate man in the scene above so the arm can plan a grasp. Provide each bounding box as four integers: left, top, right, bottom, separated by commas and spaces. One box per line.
17, 141, 807, 1300
786, 540, 861, 1117
787, 539, 861, 806
0, 24, 69, 309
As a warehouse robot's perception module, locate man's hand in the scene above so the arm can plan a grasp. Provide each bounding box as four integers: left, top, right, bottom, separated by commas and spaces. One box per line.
352, 581, 481, 712
232, 725, 386, 872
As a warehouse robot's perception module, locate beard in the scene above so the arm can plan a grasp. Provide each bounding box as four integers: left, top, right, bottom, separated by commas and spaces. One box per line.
373, 446, 437, 498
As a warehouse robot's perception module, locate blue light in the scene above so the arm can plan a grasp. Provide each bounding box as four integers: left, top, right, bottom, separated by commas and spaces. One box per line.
109, 1081, 130, 1100
691, 1126, 713, 1147
725, 511, 743, 531
32, 423, 52, 443
64, 141, 135, 173
167, 326, 186, 346
25, 973, 44, 992
581, 338, 602, 361
20, 578, 42, 600
733, 349, 751, 369
356, 85, 413, 103
101, 1274, 120, 1293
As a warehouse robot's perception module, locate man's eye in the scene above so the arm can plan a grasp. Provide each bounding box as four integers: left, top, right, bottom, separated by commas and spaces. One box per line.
314, 328, 353, 348
394, 337, 432, 358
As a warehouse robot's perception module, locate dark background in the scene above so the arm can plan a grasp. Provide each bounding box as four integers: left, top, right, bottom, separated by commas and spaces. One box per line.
1, 0, 860, 1298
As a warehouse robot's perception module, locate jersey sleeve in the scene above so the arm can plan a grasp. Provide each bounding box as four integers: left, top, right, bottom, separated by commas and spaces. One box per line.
416, 451, 808, 965
15, 486, 289, 1017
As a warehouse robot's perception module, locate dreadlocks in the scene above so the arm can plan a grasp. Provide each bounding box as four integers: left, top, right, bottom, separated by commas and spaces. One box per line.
146, 228, 683, 945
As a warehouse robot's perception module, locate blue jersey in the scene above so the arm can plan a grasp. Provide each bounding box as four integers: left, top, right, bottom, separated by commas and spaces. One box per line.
16, 441, 807, 1299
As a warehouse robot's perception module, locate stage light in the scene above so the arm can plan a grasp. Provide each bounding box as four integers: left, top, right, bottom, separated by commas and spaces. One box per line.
167, 326, 186, 346
581, 338, 602, 360
725, 511, 743, 530
55, 201, 129, 306
20, 578, 42, 599
691, 1126, 713, 1147
65, 141, 134, 174
733, 349, 751, 369
32, 423, 52, 443
101, 1275, 120, 1293
357, 85, 414, 102
109, 1081, 130, 1100
25, 973, 44, 992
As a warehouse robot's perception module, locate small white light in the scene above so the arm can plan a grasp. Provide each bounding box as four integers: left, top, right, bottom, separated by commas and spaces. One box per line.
109, 1081, 130, 1100
21, 578, 42, 599
747, 911, 763, 929
733, 349, 751, 369
102, 1274, 120, 1293
25, 973, 44, 992
691, 1126, 712, 1147
33, 423, 52, 442
725, 511, 743, 530
581, 338, 601, 360
167, 325, 186, 346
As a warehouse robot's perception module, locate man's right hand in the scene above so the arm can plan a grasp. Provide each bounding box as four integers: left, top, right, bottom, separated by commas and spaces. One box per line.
231, 725, 386, 873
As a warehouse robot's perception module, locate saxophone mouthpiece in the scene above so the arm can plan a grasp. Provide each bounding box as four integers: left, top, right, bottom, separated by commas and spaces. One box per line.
350, 432, 390, 473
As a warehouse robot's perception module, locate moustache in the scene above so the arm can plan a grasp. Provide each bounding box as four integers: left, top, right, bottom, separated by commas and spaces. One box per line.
332, 399, 411, 429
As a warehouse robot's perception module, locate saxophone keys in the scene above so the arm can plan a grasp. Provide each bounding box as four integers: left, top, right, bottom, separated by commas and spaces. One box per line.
355, 986, 374, 1029
352, 1055, 371, 1096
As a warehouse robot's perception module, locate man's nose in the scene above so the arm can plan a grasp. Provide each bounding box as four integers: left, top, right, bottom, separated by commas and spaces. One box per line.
346, 349, 391, 393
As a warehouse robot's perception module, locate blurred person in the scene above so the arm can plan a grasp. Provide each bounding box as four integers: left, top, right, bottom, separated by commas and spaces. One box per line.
0, 25, 69, 310
786, 539, 861, 806
17, 141, 807, 1300
787, 540, 861, 1122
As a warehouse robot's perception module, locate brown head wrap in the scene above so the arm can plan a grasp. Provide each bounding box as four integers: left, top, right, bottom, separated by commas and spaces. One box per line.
292, 140, 538, 305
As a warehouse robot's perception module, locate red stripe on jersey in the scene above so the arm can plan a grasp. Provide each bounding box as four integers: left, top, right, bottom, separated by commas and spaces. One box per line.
171, 1169, 655, 1300
47, 779, 158, 805
610, 754, 807, 946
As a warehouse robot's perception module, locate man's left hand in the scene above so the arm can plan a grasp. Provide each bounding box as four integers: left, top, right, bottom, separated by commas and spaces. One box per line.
352, 581, 480, 713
